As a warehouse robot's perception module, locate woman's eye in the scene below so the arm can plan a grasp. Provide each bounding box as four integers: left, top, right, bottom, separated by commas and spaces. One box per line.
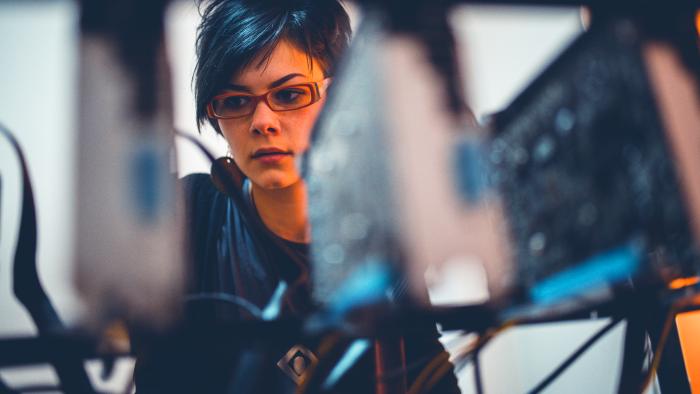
222, 96, 250, 109
273, 88, 307, 104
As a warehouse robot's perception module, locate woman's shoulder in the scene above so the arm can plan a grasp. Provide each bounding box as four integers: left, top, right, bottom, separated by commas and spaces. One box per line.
180, 172, 217, 199
178, 173, 227, 242
179, 172, 230, 214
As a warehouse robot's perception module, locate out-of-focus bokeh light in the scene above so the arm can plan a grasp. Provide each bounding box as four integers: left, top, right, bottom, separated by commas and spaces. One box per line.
668, 276, 700, 290
580, 6, 591, 31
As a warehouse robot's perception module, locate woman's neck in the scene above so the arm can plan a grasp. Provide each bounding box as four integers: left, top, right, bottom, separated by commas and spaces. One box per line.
250, 180, 310, 244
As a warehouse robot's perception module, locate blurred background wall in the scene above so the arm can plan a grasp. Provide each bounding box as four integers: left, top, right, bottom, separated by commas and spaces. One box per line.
0, 1, 638, 392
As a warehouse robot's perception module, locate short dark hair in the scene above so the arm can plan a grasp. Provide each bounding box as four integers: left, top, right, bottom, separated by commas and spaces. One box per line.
194, 0, 352, 133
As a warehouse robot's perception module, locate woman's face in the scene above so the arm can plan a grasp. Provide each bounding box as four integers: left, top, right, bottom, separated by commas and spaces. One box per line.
216, 40, 327, 190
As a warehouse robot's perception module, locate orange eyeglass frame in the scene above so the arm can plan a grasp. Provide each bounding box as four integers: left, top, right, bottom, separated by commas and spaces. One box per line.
207, 81, 325, 119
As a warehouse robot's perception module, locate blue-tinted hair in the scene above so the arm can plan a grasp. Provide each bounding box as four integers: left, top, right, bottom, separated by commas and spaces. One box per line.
194, 0, 352, 133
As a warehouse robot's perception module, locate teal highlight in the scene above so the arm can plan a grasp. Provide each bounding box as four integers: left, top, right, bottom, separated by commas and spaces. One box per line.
531, 243, 642, 305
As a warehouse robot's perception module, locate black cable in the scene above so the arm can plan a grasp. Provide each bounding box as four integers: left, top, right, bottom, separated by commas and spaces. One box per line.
640, 307, 681, 394
473, 349, 484, 394
618, 307, 648, 394
0, 123, 62, 332
527, 317, 623, 394
376, 348, 447, 382
184, 293, 262, 319
0, 122, 95, 393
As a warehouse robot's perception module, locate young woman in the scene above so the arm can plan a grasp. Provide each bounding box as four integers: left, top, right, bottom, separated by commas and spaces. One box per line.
133, 1, 459, 393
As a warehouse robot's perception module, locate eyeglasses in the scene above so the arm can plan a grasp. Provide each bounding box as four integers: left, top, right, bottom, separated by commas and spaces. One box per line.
207, 80, 327, 119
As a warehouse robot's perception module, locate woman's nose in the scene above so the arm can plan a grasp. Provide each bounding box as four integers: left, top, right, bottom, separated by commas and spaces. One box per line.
249, 100, 280, 135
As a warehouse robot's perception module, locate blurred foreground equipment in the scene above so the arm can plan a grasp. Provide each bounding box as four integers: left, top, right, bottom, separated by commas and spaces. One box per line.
0, 1, 183, 392
492, 15, 700, 309
75, 0, 184, 329
308, 2, 700, 392
309, 0, 700, 314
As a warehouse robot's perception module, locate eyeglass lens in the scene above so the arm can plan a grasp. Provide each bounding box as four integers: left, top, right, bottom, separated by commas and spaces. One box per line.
212, 85, 314, 118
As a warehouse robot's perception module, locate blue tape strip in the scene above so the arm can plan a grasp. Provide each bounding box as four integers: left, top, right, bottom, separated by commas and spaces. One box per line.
531, 243, 642, 305
322, 339, 371, 390
130, 141, 166, 223
330, 261, 391, 315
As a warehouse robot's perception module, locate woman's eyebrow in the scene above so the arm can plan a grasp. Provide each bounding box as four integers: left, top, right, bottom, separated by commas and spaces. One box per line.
224, 84, 252, 93
225, 73, 307, 93
268, 73, 307, 88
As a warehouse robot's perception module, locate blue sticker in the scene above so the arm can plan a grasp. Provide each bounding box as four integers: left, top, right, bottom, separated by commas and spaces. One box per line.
129, 143, 163, 223
454, 139, 489, 203
330, 260, 392, 315
531, 242, 642, 305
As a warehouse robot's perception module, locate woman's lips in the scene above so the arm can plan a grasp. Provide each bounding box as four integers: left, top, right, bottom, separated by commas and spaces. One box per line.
252, 149, 292, 164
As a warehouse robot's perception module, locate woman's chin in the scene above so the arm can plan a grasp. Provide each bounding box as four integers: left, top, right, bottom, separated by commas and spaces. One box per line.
252, 173, 299, 190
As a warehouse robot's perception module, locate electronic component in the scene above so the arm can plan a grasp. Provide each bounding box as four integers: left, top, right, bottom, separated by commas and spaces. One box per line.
492, 17, 700, 306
